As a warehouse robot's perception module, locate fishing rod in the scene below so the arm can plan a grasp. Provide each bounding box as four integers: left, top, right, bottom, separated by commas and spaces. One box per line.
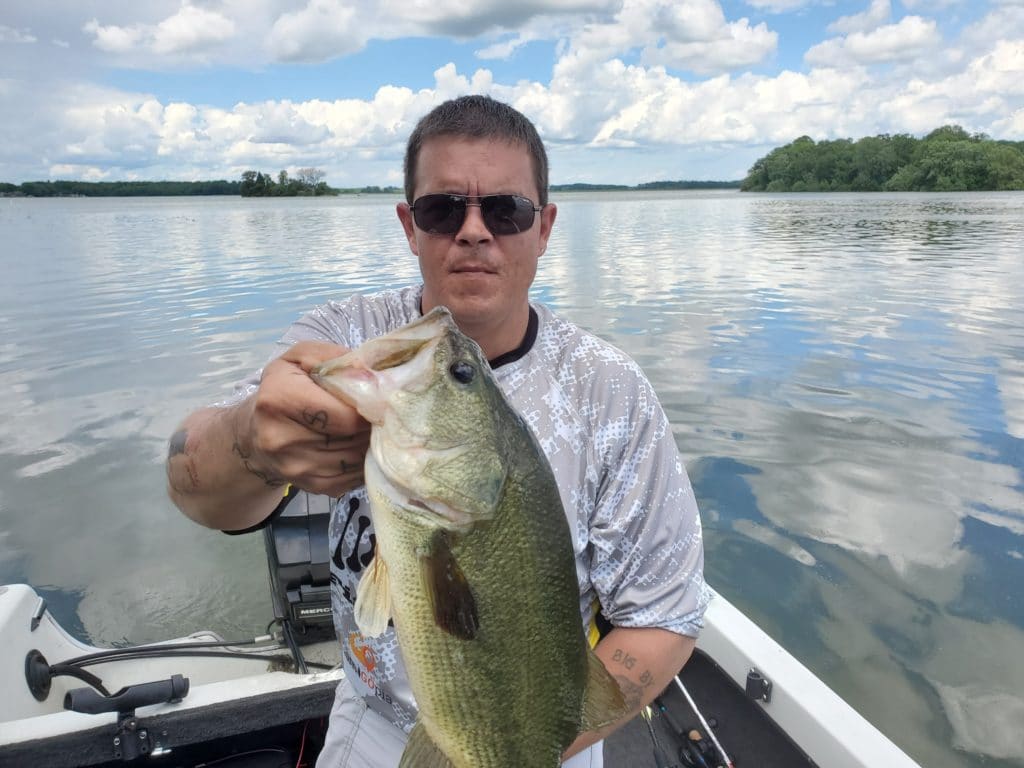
641, 705, 679, 768
672, 675, 735, 768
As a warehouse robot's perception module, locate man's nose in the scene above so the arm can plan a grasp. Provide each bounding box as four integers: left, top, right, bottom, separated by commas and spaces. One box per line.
455, 202, 492, 244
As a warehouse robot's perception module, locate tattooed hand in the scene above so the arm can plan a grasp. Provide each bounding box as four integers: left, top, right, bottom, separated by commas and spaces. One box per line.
236, 340, 371, 496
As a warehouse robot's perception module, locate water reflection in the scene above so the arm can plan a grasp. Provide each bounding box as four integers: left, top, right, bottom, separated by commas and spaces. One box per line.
548, 190, 1024, 767
2, 192, 1024, 767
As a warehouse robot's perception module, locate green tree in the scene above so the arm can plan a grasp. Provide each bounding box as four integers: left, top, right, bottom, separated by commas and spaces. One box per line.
241, 170, 258, 196
742, 124, 1024, 192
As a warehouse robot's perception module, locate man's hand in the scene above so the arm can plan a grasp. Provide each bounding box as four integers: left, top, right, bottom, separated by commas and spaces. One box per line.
237, 341, 371, 496
167, 341, 371, 531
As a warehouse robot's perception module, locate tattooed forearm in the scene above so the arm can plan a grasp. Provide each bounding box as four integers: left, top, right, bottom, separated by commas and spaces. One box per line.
232, 441, 286, 487
166, 430, 200, 492
609, 647, 655, 710
613, 674, 648, 710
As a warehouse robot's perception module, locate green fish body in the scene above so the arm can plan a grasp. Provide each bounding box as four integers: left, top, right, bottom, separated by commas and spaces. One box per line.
313, 307, 626, 768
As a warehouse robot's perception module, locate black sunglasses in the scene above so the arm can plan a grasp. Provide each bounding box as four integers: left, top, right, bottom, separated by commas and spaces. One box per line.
410, 193, 543, 236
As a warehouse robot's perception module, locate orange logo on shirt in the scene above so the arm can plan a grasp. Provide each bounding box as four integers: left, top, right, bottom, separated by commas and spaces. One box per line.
347, 632, 377, 672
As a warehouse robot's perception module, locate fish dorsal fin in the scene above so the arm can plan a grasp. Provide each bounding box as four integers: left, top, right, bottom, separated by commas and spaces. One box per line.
399, 722, 456, 768
421, 529, 479, 640
354, 554, 391, 637
580, 646, 629, 732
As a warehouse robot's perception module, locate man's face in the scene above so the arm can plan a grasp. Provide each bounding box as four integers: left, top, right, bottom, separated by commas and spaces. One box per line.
397, 136, 556, 349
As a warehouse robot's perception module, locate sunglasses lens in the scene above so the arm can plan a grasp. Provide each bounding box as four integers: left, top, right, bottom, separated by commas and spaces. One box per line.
482, 195, 537, 235
412, 195, 465, 234
411, 194, 539, 236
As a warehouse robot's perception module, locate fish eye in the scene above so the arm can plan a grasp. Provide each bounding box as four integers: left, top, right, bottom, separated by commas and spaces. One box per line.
449, 361, 476, 384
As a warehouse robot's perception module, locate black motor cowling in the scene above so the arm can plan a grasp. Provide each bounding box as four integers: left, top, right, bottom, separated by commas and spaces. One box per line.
263, 491, 335, 644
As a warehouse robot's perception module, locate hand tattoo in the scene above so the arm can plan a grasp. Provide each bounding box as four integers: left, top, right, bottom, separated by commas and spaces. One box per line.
302, 409, 329, 430
233, 441, 286, 487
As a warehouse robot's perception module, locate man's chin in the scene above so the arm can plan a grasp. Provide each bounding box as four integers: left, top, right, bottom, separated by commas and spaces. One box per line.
430, 295, 500, 330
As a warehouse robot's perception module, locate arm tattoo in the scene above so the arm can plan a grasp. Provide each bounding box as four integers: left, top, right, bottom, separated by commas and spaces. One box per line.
166, 429, 201, 492
610, 647, 654, 710
232, 441, 285, 487
168, 429, 188, 459
613, 674, 648, 710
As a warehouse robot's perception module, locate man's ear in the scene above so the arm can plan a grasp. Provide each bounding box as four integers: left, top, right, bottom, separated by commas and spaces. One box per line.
537, 202, 557, 256
396, 202, 419, 256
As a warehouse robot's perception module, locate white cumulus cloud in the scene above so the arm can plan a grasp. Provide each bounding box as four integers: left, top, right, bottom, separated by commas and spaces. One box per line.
558, 0, 777, 78
744, 0, 814, 11
806, 15, 941, 67
84, 2, 236, 58
267, 0, 363, 62
828, 0, 891, 35
151, 3, 236, 54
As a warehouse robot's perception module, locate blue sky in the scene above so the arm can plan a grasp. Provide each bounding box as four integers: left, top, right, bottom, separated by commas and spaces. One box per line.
1, 1, 1022, 185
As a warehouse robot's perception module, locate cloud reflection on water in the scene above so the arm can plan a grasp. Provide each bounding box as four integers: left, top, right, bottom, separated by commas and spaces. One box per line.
544, 190, 1024, 766
2, 192, 1023, 767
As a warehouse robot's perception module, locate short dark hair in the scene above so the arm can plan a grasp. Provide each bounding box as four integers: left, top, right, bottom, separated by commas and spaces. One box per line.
403, 95, 549, 206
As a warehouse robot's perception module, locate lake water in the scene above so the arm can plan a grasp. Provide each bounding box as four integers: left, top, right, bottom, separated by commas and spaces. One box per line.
1, 191, 1022, 767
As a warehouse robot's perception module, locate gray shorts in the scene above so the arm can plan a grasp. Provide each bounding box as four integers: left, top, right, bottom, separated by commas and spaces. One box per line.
315, 677, 604, 768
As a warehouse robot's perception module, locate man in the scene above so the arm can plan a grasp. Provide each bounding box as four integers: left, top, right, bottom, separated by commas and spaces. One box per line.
168, 95, 709, 767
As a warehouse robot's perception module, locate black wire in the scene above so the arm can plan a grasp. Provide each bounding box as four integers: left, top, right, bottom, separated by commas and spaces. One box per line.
281, 619, 308, 674
71, 649, 334, 670
644, 709, 677, 768
59, 637, 278, 668
48, 664, 112, 696
50, 646, 332, 708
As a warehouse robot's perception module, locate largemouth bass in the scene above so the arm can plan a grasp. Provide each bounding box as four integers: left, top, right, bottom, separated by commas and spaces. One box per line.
311, 306, 626, 768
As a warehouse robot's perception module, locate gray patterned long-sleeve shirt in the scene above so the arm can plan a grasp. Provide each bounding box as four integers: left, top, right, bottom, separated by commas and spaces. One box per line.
230, 284, 710, 731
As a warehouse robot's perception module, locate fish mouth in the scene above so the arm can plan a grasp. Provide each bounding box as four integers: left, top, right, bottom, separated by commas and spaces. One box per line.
311, 307, 453, 423
318, 307, 453, 375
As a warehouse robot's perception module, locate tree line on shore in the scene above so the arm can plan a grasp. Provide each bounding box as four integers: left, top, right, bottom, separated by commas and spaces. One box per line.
741, 125, 1024, 192
4, 127, 1023, 197
0, 179, 240, 197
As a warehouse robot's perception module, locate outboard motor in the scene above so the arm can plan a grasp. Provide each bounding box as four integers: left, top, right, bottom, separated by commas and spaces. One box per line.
263, 490, 336, 646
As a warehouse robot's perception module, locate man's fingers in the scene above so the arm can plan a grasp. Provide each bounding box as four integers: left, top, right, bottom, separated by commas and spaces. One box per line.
261, 366, 369, 436
280, 340, 352, 373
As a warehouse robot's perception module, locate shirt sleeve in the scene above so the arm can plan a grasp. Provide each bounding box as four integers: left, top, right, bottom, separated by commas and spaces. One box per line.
587, 370, 711, 638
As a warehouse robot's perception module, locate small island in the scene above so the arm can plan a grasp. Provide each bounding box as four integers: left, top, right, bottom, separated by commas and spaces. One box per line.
741, 125, 1024, 192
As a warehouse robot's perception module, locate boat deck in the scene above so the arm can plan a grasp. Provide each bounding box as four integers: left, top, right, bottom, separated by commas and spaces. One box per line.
607, 650, 818, 767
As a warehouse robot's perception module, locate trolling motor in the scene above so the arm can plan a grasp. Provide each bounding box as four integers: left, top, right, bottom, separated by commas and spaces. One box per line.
263, 489, 336, 657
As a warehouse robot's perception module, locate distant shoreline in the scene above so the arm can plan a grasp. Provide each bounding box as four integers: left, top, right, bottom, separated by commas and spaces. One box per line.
0, 179, 742, 198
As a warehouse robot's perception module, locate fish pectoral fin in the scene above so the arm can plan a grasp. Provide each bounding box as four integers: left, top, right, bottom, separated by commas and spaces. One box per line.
580, 646, 630, 732
399, 722, 455, 768
354, 554, 392, 638
422, 530, 479, 640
